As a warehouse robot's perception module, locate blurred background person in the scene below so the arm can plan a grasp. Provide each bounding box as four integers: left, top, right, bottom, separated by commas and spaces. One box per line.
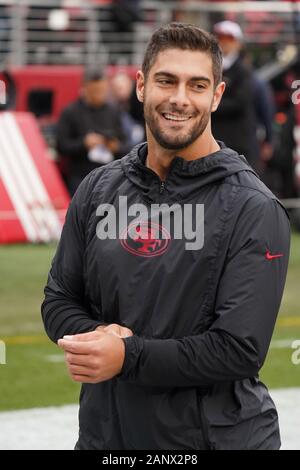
56, 68, 125, 195
252, 71, 275, 172
270, 102, 298, 200
211, 21, 257, 168
110, 71, 145, 152
212, 20, 275, 172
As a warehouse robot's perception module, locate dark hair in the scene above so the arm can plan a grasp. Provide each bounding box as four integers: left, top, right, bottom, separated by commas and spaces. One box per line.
83, 67, 106, 83
142, 22, 223, 87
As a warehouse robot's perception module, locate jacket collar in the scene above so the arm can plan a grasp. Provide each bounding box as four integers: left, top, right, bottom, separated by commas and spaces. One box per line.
121, 142, 258, 202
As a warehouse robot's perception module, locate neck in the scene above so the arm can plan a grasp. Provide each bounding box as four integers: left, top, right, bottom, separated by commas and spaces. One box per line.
145, 125, 220, 181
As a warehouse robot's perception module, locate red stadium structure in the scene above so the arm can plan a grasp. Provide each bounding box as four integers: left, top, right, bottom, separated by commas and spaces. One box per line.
0, 111, 70, 244
0, 65, 138, 244
2, 65, 138, 125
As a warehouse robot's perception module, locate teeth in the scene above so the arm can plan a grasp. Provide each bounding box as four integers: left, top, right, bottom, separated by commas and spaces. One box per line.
163, 113, 191, 122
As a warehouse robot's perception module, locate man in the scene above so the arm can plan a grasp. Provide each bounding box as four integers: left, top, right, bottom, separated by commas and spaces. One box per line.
56, 68, 125, 195
110, 72, 145, 151
211, 21, 259, 169
42, 23, 290, 450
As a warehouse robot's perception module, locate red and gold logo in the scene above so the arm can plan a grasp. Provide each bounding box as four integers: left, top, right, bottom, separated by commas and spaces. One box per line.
120, 221, 170, 257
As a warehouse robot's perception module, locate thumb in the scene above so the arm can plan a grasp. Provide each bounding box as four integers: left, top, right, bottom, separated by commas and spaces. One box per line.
62, 330, 105, 342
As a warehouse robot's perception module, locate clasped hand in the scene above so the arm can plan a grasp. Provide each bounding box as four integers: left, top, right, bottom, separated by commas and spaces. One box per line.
58, 324, 133, 384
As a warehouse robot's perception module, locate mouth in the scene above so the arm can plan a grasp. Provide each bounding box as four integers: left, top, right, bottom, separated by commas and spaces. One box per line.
161, 112, 193, 122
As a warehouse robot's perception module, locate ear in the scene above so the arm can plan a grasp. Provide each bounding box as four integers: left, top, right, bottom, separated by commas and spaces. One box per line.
211, 81, 226, 113
136, 70, 145, 103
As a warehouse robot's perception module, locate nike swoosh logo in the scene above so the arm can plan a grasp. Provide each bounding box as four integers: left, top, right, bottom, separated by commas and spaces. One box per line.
265, 250, 284, 260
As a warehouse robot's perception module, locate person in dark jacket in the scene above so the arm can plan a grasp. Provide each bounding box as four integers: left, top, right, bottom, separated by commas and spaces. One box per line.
42, 23, 290, 450
56, 68, 125, 195
211, 21, 258, 169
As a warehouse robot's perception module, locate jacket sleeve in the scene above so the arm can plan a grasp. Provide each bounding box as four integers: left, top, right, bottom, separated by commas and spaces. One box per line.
119, 195, 290, 388
41, 172, 103, 343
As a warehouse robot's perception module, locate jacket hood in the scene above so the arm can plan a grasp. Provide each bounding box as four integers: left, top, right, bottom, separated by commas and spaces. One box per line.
121, 141, 258, 203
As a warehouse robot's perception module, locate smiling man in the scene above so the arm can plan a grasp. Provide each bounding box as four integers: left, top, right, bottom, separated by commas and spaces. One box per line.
42, 23, 290, 450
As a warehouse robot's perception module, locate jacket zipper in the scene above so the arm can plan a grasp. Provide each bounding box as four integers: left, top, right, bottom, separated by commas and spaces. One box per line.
159, 181, 166, 194
136, 156, 178, 197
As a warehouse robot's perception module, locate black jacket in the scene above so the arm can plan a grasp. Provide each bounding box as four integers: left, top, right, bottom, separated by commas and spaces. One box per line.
56, 98, 125, 180
42, 142, 290, 450
212, 58, 257, 168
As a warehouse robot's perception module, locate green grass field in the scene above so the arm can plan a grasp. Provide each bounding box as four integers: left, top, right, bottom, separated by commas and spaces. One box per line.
0, 234, 300, 411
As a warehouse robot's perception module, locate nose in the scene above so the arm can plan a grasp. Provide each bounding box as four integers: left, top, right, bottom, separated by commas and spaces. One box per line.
169, 83, 190, 108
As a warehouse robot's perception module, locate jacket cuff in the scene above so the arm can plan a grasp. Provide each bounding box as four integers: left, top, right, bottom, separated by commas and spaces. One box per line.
117, 335, 144, 380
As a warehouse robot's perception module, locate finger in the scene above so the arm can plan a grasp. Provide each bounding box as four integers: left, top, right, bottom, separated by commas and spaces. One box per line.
103, 324, 133, 338
121, 328, 133, 338
104, 330, 122, 338
62, 331, 105, 342
103, 324, 121, 334
58, 339, 95, 354
95, 325, 107, 332
72, 375, 97, 384
68, 364, 95, 377
65, 352, 95, 368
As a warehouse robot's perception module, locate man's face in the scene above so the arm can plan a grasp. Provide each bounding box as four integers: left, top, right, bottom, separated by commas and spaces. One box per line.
136, 48, 225, 150
216, 34, 241, 57
111, 73, 133, 104
83, 79, 108, 107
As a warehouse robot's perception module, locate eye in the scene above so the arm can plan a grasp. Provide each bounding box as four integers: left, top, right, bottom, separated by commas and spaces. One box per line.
157, 79, 172, 86
192, 83, 205, 91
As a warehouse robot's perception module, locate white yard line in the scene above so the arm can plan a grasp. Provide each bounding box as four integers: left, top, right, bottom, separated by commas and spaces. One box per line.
271, 388, 300, 450
0, 404, 79, 450
0, 388, 299, 450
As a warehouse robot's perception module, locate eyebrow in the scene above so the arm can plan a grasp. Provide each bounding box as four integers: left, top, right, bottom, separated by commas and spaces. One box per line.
154, 71, 211, 84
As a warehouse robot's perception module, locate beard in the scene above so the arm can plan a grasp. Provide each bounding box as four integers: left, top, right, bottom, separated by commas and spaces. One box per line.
143, 97, 212, 151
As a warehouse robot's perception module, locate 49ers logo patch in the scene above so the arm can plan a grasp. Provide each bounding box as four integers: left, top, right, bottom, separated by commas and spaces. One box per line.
120, 221, 170, 257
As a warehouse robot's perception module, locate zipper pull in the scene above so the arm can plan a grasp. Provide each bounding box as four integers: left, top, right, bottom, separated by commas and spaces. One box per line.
160, 181, 166, 194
